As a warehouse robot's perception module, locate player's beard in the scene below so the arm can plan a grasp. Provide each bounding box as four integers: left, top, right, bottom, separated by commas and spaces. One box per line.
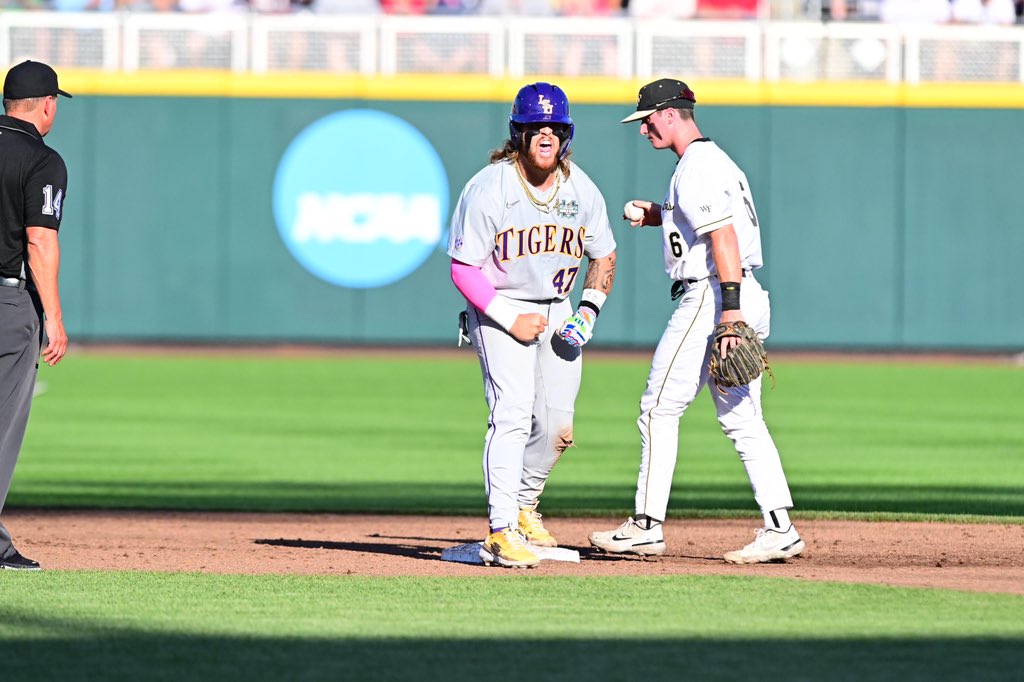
521, 138, 560, 175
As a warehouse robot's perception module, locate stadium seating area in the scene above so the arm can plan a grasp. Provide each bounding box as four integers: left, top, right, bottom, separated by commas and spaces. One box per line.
0, 0, 1021, 22
0, 1, 1020, 82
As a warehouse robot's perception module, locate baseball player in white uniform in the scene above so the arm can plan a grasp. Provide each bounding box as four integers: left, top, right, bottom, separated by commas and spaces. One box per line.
589, 78, 804, 564
449, 82, 617, 568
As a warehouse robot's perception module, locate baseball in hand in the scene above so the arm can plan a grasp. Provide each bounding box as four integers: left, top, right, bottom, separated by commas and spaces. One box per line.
623, 201, 644, 222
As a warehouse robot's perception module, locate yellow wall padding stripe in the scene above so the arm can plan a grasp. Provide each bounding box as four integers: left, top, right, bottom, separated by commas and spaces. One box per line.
57, 70, 1024, 109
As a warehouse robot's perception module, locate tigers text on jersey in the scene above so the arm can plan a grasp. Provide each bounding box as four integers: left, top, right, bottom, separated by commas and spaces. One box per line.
448, 159, 616, 302
660, 139, 763, 282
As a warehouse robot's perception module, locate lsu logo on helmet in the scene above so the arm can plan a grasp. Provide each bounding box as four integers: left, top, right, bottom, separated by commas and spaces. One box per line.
509, 82, 575, 160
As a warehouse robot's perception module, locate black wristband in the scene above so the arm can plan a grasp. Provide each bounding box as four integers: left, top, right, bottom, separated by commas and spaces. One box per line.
578, 300, 601, 318
720, 281, 741, 311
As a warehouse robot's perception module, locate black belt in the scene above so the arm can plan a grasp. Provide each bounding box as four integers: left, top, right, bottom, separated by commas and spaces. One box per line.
671, 269, 752, 301
670, 280, 694, 300
0, 277, 24, 289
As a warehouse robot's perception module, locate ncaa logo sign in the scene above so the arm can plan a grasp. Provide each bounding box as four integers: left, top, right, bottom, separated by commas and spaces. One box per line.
273, 110, 449, 288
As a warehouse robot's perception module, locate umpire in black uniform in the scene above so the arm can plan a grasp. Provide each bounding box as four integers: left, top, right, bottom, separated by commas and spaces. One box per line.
0, 60, 71, 570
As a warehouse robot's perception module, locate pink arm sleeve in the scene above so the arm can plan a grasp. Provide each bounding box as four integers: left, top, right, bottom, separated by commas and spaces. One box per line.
450, 259, 497, 312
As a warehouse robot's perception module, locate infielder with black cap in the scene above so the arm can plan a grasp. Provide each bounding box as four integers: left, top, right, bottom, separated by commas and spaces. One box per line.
0, 60, 71, 571
589, 78, 804, 564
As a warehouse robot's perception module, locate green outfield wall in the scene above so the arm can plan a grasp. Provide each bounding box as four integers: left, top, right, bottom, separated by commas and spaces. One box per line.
47, 75, 1024, 350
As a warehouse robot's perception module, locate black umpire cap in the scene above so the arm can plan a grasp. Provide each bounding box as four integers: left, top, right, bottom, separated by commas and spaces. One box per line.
621, 78, 695, 123
3, 60, 72, 100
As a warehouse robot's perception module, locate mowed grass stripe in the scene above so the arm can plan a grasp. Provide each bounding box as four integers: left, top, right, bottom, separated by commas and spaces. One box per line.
0, 572, 1021, 682
3, 572, 1023, 637
14, 354, 1024, 520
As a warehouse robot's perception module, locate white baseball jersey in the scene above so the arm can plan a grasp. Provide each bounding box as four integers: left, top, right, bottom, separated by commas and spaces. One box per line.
448, 159, 616, 301
624, 138, 796, 532
660, 139, 763, 282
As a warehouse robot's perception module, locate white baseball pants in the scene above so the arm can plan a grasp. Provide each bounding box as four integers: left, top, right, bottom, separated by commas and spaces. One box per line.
467, 298, 581, 531
635, 274, 794, 521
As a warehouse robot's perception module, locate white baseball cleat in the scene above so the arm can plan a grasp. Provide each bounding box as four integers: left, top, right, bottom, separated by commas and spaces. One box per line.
723, 525, 805, 564
589, 517, 666, 556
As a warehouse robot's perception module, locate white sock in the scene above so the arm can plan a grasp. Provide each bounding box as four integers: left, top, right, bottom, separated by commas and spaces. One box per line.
764, 508, 791, 529
635, 514, 662, 530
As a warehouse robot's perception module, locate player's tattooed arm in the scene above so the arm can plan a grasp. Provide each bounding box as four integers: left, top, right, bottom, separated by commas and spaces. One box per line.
559, 251, 615, 347
583, 250, 616, 296
558, 251, 615, 347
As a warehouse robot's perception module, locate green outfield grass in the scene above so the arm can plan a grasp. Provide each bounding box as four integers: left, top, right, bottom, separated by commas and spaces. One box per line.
16, 353, 1024, 521
1, 572, 1022, 682
3, 352, 1023, 682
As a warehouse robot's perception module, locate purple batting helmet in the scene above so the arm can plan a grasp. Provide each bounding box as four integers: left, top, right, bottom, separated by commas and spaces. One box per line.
509, 82, 574, 159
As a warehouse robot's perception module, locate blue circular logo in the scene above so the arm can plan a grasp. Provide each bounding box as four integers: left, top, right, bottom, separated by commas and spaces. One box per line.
273, 110, 449, 289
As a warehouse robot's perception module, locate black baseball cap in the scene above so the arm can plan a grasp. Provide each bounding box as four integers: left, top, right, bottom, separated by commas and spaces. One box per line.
621, 78, 694, 123
3, 60, 72, 100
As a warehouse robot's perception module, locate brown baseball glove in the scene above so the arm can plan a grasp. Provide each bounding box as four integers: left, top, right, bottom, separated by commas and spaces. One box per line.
708, 321, 774, 393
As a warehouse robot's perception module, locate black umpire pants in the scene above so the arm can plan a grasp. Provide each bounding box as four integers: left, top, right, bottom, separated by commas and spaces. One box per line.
0, 284, 42, 560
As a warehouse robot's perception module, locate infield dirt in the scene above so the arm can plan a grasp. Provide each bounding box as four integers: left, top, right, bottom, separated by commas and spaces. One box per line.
6, 510, 1022, 594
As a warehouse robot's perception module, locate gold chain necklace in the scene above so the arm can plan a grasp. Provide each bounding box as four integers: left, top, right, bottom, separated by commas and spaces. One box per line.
514, 159, 561, 213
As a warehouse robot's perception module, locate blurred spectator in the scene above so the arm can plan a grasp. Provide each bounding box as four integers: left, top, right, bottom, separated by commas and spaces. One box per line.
523, 0, 623, 77
695, 0, 762, 18
179, 0, 244, 10
313, 0, 378, 12
880, 0, 950, 23
128, 0, 181, 10
880, 0, 952, 77
688, 0, 756, 76
427, 0, 483, 12
552, 0, 623, 14
950, 0, 1017, 81
380, 0, 428, 11
29, 0, 128, 68
477, 0, 554, 12
53, 0, 117, 9
824, 0, 848, 20
0, 0, 49, 8
951, 0, 1016, 23
388, 0, 490, 71
626, 0, 697, 18
128, 0, 181, 69
249, 0, 294, 12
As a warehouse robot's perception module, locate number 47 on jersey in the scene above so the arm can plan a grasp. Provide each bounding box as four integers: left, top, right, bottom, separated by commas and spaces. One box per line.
552, 266, 579, 295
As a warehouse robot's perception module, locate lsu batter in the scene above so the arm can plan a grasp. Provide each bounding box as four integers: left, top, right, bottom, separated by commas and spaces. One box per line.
589, 78, 804, 564
448, 82, 617, 568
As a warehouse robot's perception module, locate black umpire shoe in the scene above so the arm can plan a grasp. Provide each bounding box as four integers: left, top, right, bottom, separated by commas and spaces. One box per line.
0, 550, 41, 570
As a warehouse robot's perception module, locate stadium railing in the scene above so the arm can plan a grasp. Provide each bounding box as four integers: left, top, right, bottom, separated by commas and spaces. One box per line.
0, 12, 1021, 84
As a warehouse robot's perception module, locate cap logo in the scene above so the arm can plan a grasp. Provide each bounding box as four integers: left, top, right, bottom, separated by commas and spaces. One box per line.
538, 95, 554, 115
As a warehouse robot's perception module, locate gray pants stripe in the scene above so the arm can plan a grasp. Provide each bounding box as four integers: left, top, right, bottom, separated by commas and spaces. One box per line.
0, 286, 42, 559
